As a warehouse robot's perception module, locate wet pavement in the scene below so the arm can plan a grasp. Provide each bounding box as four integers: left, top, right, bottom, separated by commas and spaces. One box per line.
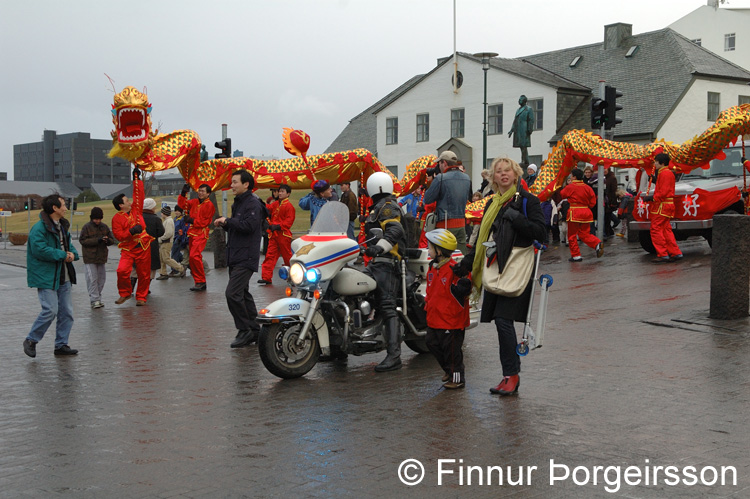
1, 236, 749, 497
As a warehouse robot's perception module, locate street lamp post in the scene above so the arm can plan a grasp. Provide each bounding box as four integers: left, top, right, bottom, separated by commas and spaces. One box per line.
473, 52, 498, 172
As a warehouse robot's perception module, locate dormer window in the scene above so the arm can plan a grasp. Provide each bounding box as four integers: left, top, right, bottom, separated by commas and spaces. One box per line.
625, 46, 639, 58
569, 56, 582, 67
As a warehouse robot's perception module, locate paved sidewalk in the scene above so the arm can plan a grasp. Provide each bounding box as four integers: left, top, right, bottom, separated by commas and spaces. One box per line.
1, 237, 748, 497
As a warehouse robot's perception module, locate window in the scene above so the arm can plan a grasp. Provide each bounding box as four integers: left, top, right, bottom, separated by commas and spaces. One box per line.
691, 38, 702, 47
569, 56, 582, 68
707, 92, 720, 121
451, 108, 465, 138
416, 113, 429, 142
386, 117, 398, 145
725, 33, 735, 52
739, 95, 750, 106
625, 46, 639, 58
527, 98, 544, 130
488, 104, 503, 135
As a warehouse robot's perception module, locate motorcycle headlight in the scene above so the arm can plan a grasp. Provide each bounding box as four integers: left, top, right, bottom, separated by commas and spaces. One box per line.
278, 266, 290, 281
289, 263, 305, 286
305, 267, 321, 284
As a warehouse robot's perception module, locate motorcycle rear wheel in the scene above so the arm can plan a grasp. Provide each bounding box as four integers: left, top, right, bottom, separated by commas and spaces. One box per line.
258, 323, 320, 379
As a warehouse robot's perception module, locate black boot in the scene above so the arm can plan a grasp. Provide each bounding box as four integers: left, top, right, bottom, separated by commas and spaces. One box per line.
375, 317, 402, 372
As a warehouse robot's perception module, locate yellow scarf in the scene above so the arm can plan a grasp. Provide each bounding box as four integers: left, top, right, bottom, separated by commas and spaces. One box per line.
471, 185, 517, 295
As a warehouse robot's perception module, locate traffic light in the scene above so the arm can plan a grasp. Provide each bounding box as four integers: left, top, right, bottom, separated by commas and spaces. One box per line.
215, 138, 232, 159
604, 85, 623, 130
29, 199, 36, 210
24, 200, 29, 211
590, 97, 607, 130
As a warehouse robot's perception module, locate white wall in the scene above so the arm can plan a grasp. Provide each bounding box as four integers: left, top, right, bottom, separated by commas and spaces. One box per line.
375, 57, 558, 188
658, 78, 750, 143
669, 5, 750, 71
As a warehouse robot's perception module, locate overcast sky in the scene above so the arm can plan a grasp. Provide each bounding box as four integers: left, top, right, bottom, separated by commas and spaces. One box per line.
1, 0, 744, 180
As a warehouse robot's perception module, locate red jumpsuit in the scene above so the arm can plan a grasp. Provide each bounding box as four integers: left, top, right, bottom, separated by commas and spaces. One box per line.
559, 180, 601, 258
649, 167, 681, 258
261, 198, 296, 281
112, 179, 154, 301
177, 194, 216, 285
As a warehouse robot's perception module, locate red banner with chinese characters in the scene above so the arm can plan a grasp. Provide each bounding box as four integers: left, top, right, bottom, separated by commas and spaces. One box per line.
632, 187, 741, 221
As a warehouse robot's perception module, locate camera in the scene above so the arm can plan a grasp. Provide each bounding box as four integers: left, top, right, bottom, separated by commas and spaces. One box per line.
425, 166, 440, 177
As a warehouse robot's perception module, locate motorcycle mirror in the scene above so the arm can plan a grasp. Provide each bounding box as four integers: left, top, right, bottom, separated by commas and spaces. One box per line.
370, 228, 383, 239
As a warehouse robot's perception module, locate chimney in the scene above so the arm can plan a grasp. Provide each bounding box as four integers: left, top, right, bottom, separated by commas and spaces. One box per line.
603, 23, 633, 50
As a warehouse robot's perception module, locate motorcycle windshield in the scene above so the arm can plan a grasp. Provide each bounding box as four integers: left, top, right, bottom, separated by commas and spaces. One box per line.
309, 201, 350, 234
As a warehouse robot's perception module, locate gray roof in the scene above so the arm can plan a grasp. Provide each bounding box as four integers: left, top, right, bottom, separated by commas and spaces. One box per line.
90, 183, 131, 200
465, 52, 590, 93
0, 181, 81, 199
522, 27, 750, 138
324, 75, 423, 154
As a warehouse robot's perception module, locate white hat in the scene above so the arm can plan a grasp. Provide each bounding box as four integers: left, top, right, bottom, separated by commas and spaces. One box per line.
527, 164, 538, 174
143, 198, 157, 211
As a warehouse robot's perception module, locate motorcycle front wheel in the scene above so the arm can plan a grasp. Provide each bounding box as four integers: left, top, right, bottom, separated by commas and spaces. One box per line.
258, 322, 321, 379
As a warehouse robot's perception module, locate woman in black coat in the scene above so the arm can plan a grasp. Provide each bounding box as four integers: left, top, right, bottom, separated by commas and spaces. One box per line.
454, 157, 547, 396
142, 199, 165, 276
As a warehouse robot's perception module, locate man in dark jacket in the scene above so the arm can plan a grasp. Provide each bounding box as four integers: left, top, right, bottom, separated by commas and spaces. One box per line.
363, 172, 407, 372
79, 206, 115, 309
214, 169, 266, 348
24, 194, 80, 358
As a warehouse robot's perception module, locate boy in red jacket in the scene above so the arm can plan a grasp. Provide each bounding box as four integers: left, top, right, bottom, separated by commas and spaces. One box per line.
424, 229, 472, 389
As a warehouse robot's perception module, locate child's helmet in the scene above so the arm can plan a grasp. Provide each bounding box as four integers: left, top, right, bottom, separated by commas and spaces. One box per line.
426, 229, 457, 252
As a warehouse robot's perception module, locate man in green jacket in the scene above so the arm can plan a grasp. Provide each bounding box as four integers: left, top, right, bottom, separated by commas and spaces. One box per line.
23, 194, 80, 358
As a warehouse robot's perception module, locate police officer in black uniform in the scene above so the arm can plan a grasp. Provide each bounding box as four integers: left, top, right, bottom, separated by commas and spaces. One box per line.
363, 172, 407, 372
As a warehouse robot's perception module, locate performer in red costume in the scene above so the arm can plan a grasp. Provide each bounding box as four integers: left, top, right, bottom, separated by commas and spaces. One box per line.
178, 183, 216, 291
259, 184, 296, 284
111, 168, 154, 305
642, 153, 682, 263
558, 168, 603, 262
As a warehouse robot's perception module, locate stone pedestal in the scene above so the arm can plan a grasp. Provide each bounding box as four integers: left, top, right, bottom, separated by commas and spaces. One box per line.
710, 214, 750, 319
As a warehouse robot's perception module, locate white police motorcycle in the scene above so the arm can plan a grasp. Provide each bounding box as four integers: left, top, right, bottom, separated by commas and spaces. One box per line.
257, 201, 460, 379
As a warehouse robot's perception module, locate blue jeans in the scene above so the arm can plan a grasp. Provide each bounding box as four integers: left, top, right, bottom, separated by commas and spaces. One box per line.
347, 221, 356, 240
27, 282, 74, 349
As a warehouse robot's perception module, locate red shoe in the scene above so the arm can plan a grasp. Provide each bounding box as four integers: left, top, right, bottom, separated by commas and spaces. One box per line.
489, 375, 520, 395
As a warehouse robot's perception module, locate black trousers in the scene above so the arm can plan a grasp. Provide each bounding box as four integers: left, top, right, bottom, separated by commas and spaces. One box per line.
364, 261, 401, 320
425, 327, 465, 381
494, 317, 520, 376
225, 266, 259, 333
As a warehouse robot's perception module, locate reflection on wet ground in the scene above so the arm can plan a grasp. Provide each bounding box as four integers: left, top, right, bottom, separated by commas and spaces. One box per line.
1, 237, 749, 496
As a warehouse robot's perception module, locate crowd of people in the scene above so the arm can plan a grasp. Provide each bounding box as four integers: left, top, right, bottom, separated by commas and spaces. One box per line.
22, 152, 681, 397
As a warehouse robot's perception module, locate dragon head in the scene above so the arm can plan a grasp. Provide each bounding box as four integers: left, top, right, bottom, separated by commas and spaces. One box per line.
108, 86, 156, 161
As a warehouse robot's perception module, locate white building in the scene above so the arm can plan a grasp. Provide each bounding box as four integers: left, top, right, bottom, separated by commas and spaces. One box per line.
327, 23, 750, 190
669, 0, 750, 71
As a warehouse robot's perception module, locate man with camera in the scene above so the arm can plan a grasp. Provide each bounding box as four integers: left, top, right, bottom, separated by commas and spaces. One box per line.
422, 151, 473, 254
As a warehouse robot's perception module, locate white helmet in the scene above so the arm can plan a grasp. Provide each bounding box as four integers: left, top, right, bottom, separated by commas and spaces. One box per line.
366, 172, 394, 196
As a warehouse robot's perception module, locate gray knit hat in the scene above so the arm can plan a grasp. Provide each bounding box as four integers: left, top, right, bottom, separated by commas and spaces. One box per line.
161, 206, 172, 216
